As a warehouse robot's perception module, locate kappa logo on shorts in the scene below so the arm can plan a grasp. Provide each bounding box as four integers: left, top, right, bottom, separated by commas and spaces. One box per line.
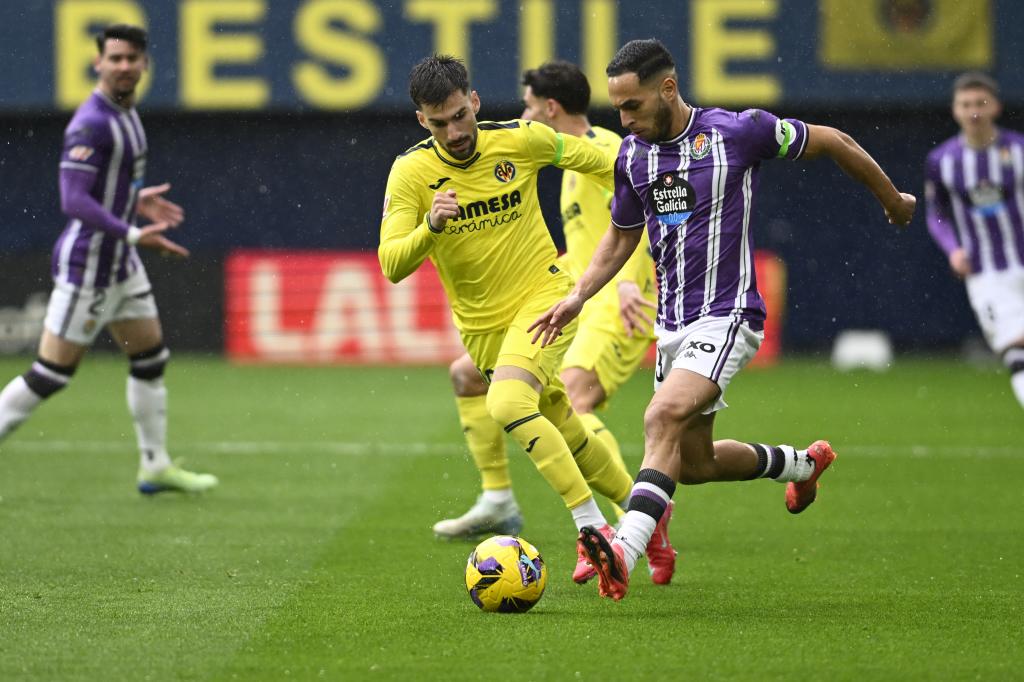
494, 160, 516, 183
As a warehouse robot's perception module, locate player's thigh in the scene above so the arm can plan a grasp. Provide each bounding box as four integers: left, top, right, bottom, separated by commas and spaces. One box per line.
497, 280, 578, 388
108, 317, 163, 355
560, 366, 605, 413
37, 328, 88, 367
966, 270, 1024, 353
450, 351, 488, 397
655, 317, 762, 415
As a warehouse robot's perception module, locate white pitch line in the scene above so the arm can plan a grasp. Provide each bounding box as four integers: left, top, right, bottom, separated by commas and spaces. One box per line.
2, 440, 1021, 458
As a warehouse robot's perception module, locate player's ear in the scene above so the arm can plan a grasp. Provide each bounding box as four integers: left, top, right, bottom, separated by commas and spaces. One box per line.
92, 55, 101, 75
545, 98, 558, 120
415, 110, 429, 131
660, 74, 677, 102
470, 90, 481, 114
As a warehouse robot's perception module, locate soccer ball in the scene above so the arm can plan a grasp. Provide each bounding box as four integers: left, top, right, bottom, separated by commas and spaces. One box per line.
465, 535, 547, 613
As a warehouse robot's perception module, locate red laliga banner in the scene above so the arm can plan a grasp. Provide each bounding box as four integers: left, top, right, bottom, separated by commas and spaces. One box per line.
225, 249, 785, 365
225, 250, 463, 363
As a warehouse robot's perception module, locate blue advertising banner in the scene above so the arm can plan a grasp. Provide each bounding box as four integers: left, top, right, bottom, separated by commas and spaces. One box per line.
0, 0, 1019, 112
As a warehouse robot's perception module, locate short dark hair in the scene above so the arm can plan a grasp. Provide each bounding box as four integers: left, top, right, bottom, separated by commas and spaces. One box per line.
953, 72, 999, 98
606, 39, 675, 82
96, 24, 148, 55
409, 55, 469, 108
522, 61, 590, 115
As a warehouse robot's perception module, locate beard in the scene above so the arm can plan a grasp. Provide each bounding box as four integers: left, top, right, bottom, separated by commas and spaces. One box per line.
652, 99, 674, 142
444, 132, 477, 160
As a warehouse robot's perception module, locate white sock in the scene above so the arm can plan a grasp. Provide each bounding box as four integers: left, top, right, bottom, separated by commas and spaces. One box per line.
1011, 372, 1024, 410
0, 376, 43, 441
482, 488, 514, 505
614, 510, 655, 573
772, 445, 815, 483
570, 496, 606, 530
127, 376, 172, 473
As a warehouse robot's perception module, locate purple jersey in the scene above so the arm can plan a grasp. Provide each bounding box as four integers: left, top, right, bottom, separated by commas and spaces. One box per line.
53, 90, 148, 289
924, 129, 1024, 274
611, 107, 807, 332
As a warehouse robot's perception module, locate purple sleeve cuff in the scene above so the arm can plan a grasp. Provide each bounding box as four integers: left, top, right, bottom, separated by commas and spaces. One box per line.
59, 168, 131, 238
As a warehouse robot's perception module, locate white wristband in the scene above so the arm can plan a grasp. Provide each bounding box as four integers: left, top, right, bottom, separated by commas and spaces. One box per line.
126, 226, 142, 245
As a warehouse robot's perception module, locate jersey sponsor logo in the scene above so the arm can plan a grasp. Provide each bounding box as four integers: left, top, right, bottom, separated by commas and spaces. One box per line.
689, 133, 711, 160
494, 160, 516, 183
455, 190, 522, 220
687, 340, 717, 353
969, 180, 1005, 216
68, 145, 94, 161
651, 173, 696, 226
428, 177, 451, 190
444, 190, 524, 235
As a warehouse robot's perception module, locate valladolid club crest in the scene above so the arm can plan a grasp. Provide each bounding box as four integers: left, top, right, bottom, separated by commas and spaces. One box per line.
689, 133, 711, 160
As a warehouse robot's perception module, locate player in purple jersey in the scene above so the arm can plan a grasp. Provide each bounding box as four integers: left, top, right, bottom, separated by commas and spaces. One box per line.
925, 73, 1024, 410
0, 25, 217, 494
530, 39, 916, 600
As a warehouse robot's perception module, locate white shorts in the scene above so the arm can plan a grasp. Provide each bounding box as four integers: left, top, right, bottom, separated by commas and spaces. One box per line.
965, 269, 1024, 354
43, 267, 158, 346
654, 316, 763, 414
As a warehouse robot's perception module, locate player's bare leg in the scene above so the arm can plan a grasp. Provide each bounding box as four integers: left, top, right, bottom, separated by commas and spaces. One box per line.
563, 365, 677, 585
434, 353, 522, 539
109, 318, 217, 494
585, 368, 835, 600
0, 330, 87, 443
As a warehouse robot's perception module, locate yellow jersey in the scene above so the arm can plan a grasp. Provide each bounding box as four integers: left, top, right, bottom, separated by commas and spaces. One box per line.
560, 126, 656, 333
379, 119, 613, 334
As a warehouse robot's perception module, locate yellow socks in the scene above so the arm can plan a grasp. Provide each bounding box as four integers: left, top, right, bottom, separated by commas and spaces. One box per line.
454, 395, 509, 491
579, 411, 630, 518
486, 379, 592, 509
539, 392, 633, 508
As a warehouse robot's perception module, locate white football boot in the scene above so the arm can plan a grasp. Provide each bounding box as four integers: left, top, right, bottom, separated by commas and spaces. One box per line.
433, 495, 524, 540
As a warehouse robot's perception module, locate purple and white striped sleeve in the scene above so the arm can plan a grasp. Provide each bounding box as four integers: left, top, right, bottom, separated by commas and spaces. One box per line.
924, 151, 960, 256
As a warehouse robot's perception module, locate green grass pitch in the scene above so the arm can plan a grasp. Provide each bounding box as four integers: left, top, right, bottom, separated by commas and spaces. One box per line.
0, 356, 1021, 680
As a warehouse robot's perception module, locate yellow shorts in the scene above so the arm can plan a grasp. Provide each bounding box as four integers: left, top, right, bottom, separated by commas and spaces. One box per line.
561, 304, 653, 402
461, 273, 578, 387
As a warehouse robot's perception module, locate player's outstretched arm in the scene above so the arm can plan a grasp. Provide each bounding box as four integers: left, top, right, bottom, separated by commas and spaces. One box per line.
802, 124, 916, 226
529, 225, 643, 346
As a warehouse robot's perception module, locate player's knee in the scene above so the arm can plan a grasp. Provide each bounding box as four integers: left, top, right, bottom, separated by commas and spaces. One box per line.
485, 379, 538, 428
129, 344, 170, 381
643, 399, 687, 438
450, 355, 486, 397
1003, 345, 1024, 375
22, 358, 76, 399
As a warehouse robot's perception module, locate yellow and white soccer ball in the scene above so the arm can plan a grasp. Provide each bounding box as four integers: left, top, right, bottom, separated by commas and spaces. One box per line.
465, 535, 547, 613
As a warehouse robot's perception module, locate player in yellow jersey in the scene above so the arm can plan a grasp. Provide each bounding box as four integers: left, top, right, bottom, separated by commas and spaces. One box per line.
433, 61, 677, 585
379, 55, 635, 576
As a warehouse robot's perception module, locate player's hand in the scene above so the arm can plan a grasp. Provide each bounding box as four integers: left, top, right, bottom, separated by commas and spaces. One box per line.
617, 281, 656, 337
137, 183, 184, 227
137, 222, 190, 258
429, 189, 459, 231
528, 292, 584, 347
948, 248, 972, 278
885, 192, 916, 226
